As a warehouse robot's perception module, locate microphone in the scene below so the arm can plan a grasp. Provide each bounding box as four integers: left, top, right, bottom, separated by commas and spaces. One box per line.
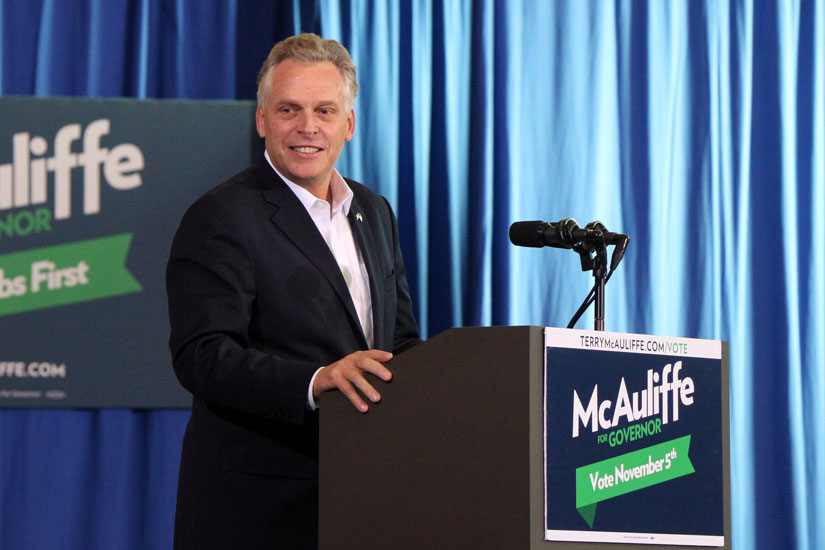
509, 219, 629, 269
508, 219, 598, 249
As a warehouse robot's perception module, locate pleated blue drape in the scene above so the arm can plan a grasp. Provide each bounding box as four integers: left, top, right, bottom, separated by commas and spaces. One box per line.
1, 1, 823, 549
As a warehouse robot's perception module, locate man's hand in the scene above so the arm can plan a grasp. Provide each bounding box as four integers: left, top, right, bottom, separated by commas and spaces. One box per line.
312, 349, 393, 412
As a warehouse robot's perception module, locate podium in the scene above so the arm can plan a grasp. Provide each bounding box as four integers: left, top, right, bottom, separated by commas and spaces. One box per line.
319, 327, 730, 549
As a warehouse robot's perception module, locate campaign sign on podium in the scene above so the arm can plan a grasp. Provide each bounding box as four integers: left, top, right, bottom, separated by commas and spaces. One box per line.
543, 328, 726, 546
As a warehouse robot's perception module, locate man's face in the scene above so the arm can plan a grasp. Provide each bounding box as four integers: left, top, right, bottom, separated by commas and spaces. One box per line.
256, 59, 355, 197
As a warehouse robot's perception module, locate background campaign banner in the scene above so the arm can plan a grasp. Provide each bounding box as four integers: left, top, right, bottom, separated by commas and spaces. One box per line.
543, 327, 726, 546
0, 96, 260, 407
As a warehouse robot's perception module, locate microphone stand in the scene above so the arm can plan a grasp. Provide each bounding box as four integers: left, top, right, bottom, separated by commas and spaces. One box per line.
573, 233, 609, 331
508, 218, 628, 331
593, 257, 607, 331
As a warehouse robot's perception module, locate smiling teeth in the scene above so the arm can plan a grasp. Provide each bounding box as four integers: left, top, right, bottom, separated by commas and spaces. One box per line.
294, 146, 320, 153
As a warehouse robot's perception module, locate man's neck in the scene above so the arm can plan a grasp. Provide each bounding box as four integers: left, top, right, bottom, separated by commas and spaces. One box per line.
263, 151, 333, 202
303, 179, 332, 203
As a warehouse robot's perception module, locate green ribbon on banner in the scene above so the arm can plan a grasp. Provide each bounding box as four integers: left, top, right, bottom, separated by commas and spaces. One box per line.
575, 435, 695, 528
0, 233, 142, 316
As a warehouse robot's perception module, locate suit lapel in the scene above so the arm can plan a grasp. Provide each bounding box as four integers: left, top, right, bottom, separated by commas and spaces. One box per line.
348, 191, 385, 351
256, 164, 368, 348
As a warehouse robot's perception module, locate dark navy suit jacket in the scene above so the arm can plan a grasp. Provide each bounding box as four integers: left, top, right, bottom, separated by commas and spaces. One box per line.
166, 160, 420, 549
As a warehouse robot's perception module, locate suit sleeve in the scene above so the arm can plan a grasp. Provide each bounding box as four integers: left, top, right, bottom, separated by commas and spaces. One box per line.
166, 195, 314, 424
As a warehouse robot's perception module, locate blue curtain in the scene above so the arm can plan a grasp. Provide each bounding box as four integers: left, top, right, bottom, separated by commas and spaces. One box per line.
1, 1, 823, 549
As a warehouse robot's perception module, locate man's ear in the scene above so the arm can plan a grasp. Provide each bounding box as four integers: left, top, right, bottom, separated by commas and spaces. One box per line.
345, 109, 355, 142
255, 106, 266, 138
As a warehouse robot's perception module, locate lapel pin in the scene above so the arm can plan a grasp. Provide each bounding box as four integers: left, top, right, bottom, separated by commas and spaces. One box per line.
355, 212, 363, 222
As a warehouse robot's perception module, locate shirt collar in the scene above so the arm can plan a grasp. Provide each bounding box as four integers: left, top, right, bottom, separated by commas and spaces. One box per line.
264, 151, 353, 217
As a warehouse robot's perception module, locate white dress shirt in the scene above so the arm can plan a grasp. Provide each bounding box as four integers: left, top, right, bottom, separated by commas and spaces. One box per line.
264, 152, 373, 409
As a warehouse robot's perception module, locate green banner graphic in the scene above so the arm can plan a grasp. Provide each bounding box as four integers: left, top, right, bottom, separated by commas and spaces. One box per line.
575, 435, 694, 527
0, 233, 142, 316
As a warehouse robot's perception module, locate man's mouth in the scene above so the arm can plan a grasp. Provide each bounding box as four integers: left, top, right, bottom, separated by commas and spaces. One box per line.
291, 146, 322, 153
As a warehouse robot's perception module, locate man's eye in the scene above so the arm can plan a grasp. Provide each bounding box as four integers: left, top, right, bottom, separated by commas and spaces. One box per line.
279, 107, 294, 114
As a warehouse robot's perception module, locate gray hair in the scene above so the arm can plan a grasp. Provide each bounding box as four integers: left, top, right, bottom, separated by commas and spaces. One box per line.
256, 33, 358, 110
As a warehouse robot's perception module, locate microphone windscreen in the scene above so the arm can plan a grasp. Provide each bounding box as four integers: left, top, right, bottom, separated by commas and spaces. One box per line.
509, 221, 548, 247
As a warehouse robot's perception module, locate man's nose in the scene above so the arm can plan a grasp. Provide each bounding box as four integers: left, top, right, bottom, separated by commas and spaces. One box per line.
296, 111, 319, 133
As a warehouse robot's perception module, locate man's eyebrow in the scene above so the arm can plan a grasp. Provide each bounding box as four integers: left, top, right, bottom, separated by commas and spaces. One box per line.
274, 99, 341, 108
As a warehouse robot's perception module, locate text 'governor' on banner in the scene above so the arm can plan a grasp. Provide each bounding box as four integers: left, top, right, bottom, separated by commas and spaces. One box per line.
0, 96, 260, 408
543, 327, 727, 547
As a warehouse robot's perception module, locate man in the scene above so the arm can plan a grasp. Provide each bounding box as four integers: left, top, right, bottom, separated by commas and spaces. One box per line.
166, 33, 420, 549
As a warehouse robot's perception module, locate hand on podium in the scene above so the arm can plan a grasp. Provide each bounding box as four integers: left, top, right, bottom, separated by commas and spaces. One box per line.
313, 349, 394, 413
